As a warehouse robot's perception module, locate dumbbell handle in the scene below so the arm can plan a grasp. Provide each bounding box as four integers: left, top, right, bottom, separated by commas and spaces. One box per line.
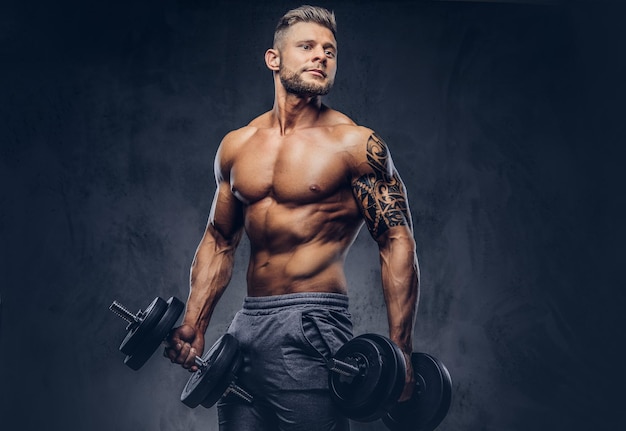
224, 382, 253, 403
194, 356, 208, 368
328, 358, 361, 377
110, 301, 143, 324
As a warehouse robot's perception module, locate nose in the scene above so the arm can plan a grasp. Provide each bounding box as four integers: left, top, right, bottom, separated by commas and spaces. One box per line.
311, 45, 327, 64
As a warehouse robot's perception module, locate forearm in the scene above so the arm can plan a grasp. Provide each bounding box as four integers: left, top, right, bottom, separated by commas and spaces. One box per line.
182, 227, 240, 334
379, 230, 420, 354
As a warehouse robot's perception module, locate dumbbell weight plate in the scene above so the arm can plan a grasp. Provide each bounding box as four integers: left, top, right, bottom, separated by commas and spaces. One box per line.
119, 296, 167, 355
382, 352, 452, 431
180, 334, 241, 408
359, 334, 406, 421
330, 334, 403, 422
124, 296, 185, 371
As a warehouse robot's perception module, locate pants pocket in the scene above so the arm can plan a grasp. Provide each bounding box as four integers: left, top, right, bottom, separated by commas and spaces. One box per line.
300, 309, 354, 362
281, 308, 353, 390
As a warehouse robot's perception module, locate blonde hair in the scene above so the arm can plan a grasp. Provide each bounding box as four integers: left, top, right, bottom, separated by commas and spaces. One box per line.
273, 5, 337, 49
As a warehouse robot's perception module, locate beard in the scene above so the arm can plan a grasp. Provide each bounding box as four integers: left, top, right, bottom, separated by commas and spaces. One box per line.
279, 64, 334, 97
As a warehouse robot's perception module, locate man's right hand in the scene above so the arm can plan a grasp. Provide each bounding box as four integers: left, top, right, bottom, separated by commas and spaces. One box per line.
164, 324, 205, 372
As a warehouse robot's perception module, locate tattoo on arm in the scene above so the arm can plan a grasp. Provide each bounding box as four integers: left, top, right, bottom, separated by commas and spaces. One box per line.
352, 133, 411, 239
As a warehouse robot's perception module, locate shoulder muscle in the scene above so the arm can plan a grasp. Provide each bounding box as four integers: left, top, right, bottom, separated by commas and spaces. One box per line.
214, 126, 257, 182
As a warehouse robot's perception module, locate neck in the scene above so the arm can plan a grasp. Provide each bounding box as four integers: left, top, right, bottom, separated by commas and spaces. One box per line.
271, 83, 324, 135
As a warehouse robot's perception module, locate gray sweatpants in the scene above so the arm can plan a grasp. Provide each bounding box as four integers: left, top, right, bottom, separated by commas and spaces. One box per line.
218, 292, 353, 431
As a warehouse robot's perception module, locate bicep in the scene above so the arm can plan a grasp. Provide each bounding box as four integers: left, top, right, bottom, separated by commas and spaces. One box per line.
351, 133, 413, 240
208, 181, 244, 243
207, 132, 243, 241
206, 136, 244, 243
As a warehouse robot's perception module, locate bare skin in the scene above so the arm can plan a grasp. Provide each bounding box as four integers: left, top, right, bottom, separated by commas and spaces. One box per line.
165, 22, 419, 402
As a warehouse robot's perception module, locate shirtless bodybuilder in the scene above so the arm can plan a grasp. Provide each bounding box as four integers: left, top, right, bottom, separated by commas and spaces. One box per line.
165, 6, 419, 430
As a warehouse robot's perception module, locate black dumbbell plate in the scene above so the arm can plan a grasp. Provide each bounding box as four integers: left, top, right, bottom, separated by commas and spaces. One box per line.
383, 352, 452, 431
358, 333, 406, 421
181, 333, 241, 408
124, 296, 185, 370
119, 296, 167, 355
330, 335, 393, 421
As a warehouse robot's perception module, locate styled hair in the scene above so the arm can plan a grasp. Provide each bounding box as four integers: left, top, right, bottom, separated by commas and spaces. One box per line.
273, 5, 337, 49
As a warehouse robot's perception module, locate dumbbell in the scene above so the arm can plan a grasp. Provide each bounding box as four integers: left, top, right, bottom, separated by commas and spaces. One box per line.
328, 333, 452, 430
109, 296, 253, 408
111, 296, 452, 429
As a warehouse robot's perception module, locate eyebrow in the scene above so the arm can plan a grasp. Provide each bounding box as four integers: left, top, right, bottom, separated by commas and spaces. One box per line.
296, 39, 337, 52
324, 42, 337, 52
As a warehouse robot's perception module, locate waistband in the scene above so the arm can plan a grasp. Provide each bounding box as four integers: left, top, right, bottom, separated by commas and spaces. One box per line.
242, 292, 349, 311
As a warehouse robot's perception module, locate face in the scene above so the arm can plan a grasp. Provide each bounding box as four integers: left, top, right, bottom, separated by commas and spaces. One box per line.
275, 22, 337, 97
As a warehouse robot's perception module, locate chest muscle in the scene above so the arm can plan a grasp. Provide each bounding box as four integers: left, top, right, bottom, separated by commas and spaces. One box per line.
230, 137, 349, 205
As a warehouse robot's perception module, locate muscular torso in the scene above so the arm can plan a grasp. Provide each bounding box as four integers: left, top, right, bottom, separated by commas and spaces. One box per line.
222, 110, 369, 296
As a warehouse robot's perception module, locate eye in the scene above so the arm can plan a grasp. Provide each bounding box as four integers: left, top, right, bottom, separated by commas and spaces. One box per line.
301, 44, 311, 50
325, 50, 335, 59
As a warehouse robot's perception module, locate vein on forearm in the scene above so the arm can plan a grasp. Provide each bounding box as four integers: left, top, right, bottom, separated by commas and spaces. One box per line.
185, 226, 241, 332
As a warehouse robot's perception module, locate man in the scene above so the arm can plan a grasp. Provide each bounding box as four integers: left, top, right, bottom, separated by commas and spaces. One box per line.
165, 5, 419, 430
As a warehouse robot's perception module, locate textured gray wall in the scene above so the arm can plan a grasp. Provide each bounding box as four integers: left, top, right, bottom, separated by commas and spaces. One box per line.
1, 0, 625, 430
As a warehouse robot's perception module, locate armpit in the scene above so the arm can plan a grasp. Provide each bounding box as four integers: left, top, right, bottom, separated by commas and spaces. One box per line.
352, 133, 411, 239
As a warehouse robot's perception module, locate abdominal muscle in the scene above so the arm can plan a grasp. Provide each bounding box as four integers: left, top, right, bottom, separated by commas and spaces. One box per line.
247, 245, 349, 296
243, 197, 363, 297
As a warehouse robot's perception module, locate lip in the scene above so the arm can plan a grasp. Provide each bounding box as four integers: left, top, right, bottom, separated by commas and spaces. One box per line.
307, 69, 326, 78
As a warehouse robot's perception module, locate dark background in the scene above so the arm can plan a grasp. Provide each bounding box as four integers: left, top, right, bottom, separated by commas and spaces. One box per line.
1, 0, 625, 430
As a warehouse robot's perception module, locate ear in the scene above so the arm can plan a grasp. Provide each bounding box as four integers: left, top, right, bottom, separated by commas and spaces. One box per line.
265, 48, 280, 71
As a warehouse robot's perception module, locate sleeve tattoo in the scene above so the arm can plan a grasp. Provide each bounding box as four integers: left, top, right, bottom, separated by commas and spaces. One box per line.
352, 133, 412, 239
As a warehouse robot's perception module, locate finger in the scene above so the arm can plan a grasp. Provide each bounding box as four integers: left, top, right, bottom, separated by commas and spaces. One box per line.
163, 330, 182, 358
185, 347, 200, 372
175, 342, 192, 366
163, 341, 182, 361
